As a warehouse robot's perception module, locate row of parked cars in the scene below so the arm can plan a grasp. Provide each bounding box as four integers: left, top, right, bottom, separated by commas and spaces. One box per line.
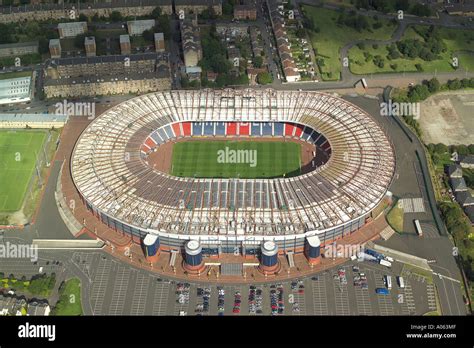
233, 291, 242, 314
176, 282, 190, 305
217, 287, 225, 315
195, 287, 211, 314
248, 285, 263, 314
270, 284, 285, 315
352, 265, 369, 289
334, 268, 348, 288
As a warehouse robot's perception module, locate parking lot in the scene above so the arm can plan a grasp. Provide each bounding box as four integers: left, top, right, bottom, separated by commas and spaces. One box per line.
0, 250, 438, 316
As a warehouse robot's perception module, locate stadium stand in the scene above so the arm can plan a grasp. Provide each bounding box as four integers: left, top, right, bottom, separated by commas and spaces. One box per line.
71, 89, 395, 253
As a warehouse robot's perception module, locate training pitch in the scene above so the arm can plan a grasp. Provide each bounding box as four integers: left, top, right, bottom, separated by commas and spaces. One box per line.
0, 130, 46, 212
171, 140, 302, 179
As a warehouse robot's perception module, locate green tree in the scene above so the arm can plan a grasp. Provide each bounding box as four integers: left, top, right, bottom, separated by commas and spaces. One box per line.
257, 72, 273, 85
253, 55, 263, 68
296, 28, 306, 39
151, 6, 162, 19
425, 77, 440, 93
109, 11, 123, 22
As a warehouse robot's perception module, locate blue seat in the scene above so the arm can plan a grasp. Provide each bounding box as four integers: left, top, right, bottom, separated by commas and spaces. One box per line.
251, 122, 261, 136
262, 122, 272, 136
203, 122, 214, 135
158, 128, 168, 141
192, 122, 203, 136
150, 131, 163, 145
163, 124, 174, 139
273, 122, 284, 136
215, 122, 226, 136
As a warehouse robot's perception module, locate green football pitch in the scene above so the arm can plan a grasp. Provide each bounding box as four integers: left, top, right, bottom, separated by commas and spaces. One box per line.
171, 141, 302, 179
0, 130, 47, 212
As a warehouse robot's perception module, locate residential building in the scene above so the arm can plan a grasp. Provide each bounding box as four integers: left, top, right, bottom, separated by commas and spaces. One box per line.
455, 191, 474, 207
445, 3, 474, 16
234, 3, 257, 20
26, 301, 51, 316
0, 41, 38, 58
57, 22, 87, 39
154, 33, 165, 52
127, 19, 155, 36
447, 163, 463, 178
216, 22, 250, 40
44, 53, 171, 98
450, 177, 468, 192
49, 39, 62, 59
84, 36, 96, 57
175, 0, 222, 16
459, 154, 474, 169
180, 20, 202, 68
249, 26, 263, 57
120, 35, 131, 55
465, 205, 474, 225
266, 0, 300, 82
0, 0, 173, 24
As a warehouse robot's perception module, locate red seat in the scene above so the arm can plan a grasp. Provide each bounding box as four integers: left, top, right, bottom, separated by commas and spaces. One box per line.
172, 123, 182, 137
294, 124, 304, 137
227, 122, 237, 136
239, 122, 250, 136
182, 122, 192, 136
284, 123, 295, 136
145, 137, 156, 149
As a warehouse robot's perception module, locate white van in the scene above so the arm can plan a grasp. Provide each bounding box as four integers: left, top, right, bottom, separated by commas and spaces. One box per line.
384, 275, 392, 289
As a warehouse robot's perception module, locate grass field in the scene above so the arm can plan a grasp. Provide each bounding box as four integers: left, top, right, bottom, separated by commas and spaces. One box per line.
301, 5, 397, 80
171, 141, 301, 179
53, 278, 83, 316
349, 26, 474, 74
0, 130, 46, 212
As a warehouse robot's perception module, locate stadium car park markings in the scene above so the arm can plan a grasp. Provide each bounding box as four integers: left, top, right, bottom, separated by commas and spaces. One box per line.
90, 257, 112, 315
152, 281, 171, 316
130, 273, 150, 316
174, 283, 192, 316
333, 275, 350, 316
291, 282, 307, 315
401, 282, 416, 315
353, 270, 373, 316
109, 265, 131, 316
311, 274, 329, 315
374, 273, 395, 316
426, 284, 437, 312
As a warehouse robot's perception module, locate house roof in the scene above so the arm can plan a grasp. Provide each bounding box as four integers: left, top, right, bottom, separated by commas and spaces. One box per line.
460, 154, 474, 165
447, 164, 463, 177
456, 191, 474, 206
450, 177, 467, 191
465, 205, 474, 223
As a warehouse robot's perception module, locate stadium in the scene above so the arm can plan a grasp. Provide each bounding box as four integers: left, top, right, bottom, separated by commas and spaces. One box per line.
70, 88, 395, 273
